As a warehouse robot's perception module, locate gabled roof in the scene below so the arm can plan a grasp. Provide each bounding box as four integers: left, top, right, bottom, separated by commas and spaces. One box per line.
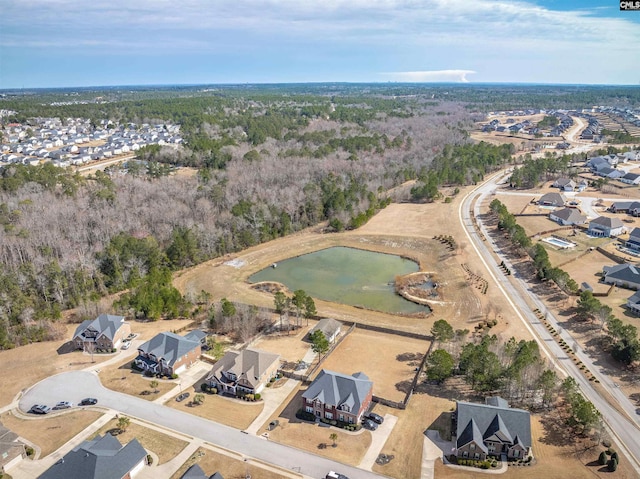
181, 464, 224, 479
457, 418, 489, 453
38, 434, 146, 479
538, 192, 564, 206
603, 264, 640, 284
629, 227, 640, 241
183, 330, 207, 343
208, 348, 280, 389
137, 332, 200, 367
552, 177, 574, 187
589, 216, 624, 229
456, 400, 531, 450
0, 421, 24, 456
485, 396, 509, 408
611, 201, 640, 211
483, 413, 514, 443
73, 314, 125, 341
622, 173, 640, 181
550, 208, 586, 224
627, 290, 640, 305
302, 370, 373, 414
308, 318, 342, 341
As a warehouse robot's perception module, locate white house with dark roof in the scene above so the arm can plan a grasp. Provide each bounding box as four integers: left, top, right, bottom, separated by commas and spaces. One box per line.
538, 192, 565, 207
626, 228, 640, 251
626, 291, 640, 316
609, 201, 640, 215
307, 318, 342, 344
552, 178, 575, 191
135, 331, 201, 376
301, 370, 373, 424
602, 264, 640, 290
587, 216, 625, 237
455, 397, 532, 461
620, 173, 640, 185
72, 314, 130, 351
549, 208, 586, 226
207, 348, 280, 396
37, 434, 147, 479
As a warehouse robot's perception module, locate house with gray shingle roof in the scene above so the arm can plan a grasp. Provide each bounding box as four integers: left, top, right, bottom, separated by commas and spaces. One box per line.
180, 464, 224, 479
455, 398, 531, 461
37, 434, 147, 479
207, 348, 280, 396
549, 208, 586, 226
620, 173, 640, 185
0, 422, 27, 474
135, 331, 201, 376
626, 228, 640, 251
626, 291, 640, 316
302, 370, 373, 425
538, 192, 565, 207
588, 216, 625, 237
602, 264, 640, 290
307, 318, 342, 344
72, 314, 130, 351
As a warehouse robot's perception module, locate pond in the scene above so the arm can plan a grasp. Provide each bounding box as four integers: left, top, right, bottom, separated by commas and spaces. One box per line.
248, 246, 430, 314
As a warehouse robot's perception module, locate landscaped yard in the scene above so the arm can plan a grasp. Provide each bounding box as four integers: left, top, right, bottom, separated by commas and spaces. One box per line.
0, 410, 103, 458
98, 359, 177, 400
92, 418, 188, 465
165, 385, 264, 430
169, 446, 299, 479
314, 328, 430, 402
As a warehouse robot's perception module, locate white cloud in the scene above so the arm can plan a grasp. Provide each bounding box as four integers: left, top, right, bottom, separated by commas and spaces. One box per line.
382, 70, 476, 83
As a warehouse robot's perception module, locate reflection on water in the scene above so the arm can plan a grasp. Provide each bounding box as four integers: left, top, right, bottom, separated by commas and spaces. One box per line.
249, 246, 430, 314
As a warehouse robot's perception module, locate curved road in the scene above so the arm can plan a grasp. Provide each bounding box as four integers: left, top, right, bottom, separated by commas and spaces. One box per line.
460, 173, 640, 475
20, 371, 385, 479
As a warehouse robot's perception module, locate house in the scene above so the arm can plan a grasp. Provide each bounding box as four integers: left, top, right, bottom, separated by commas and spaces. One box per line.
602, 264, 640, 290
597, 167, 624, 179
308, 318, 342, 344
551, 178, 576, 192
538, 192, 565, 207
180, 464, 223, 479
587, 216, 625, 237
302, 370, 374, 424
207, 348, 280, 396
455, 398, 532, 461
135, 332, 201, 376
38, 434, 147, 479
626, 228, 640, 251
609, 201, 640, 215
0, 422, 27, 474
72, 314, 130, 351
183, 329, 207, 346
620, 173, 640, 185
626, 291, 640, 316
549, 208, 586, 226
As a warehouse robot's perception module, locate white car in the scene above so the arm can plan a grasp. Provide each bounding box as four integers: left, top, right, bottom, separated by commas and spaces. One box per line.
121, 341, 131, 350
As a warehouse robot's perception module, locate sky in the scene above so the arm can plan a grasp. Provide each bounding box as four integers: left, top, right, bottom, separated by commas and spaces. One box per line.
0, 0, 639, 89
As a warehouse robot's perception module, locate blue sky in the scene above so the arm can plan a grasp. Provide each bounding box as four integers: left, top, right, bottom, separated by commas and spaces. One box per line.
0, 0, 639, 88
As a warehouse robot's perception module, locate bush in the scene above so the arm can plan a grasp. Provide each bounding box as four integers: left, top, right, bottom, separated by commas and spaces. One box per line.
25, 446, 35, 457
608, 458, 618, 472
296, 409, 316, 422
254, 393, 261, 400
611, 451, 619, 463
147, 454, 153, 465
201, 383, 209, 392
171, 373, 178, 379
598, 451, 608, 465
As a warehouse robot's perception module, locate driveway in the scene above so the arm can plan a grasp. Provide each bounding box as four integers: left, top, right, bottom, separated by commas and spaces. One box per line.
358, 413, 398, 470
19, 371, 388, 479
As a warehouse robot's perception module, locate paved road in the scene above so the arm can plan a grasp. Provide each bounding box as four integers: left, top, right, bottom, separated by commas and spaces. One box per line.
459, 173, 640, 475
20, 371, 387, 479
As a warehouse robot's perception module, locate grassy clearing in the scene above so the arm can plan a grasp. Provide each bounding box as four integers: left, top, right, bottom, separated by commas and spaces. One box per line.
92, 418, 188, 465
1, 410, 103, 458
98, 359, 176, 400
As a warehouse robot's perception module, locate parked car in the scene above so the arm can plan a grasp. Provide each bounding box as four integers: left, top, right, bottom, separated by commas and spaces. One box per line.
29, 405, 51, 414
365, 412, 384, 424
53, 401, 73, 410
80, 398, 98, 406
121, 341, 131, 350
362, 418, 378, 431
176, 392, 190, 402
326, 472, 349, 479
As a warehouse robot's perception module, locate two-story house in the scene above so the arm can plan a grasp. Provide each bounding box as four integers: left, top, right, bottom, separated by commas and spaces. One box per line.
134, 332, 201, 376
72, 314, 130, 351
301, 370, 373, 424
207, 348, 280, 396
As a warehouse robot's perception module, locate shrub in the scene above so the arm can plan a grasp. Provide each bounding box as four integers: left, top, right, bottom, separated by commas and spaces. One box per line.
247, 394, 255, 401
330, 420, 337, 426
171, 373, 178, 379
266, 383, 272, 387
254, 393, 261, 400
296, 409, 316, 422
598, 451, 608, 465
611, 451, 619, 463
608, 458, 618, 472
147, 454, 153, 465
25, 446, 35, 457
201, 383, 209, 392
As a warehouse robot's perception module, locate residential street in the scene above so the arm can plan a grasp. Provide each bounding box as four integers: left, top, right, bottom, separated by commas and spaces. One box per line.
459, 172, 640, 475
18, 371, 389, 479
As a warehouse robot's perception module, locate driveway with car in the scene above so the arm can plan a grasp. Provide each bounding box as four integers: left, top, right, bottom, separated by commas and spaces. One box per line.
20, 371, 387, 479
358, 413, 397, 470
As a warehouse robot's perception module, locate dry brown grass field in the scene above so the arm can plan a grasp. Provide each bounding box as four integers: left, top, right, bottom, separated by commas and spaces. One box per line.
169, 445, 299, 479
1, 410, 103, 457
92, 418, 188, 465
98, 359, 177, 400
252, 323, 313, 364
313, 328, 430, 402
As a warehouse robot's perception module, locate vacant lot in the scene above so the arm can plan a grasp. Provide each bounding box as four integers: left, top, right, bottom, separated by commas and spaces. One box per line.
170, 445, 299, 479
252, 324, 313, 365
166, 389, 263, 430
99, 359, 177, 400
1, 410, 103, 457
315, 328, 430, 402
92, 418, 188, 465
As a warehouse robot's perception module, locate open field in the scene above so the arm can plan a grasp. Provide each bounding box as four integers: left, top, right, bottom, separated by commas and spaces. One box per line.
314, 328, 430, 402
92, 418, 189, 465
1, 410, 103, 457
169, 445, 298, 479
98, 359, 177, 400
166, 387, 264, 430
252, 323, 313, 365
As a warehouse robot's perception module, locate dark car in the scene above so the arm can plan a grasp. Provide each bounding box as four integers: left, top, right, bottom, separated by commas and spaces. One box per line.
365, 412, 384, 424
176, 392, 190, 402
80, 398, 98, 406
29, 404, 51, 414
362, 418, 378, 431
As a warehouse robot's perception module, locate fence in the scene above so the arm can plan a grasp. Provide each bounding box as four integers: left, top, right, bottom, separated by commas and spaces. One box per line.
596, 246, 627, 265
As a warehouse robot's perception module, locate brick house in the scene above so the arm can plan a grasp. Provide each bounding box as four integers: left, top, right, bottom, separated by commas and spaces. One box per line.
134, 332, 201, 376
207, 348, 280, 396
455, 398, 532, 461
72, 314, 130, 351
302, 370, 373, 424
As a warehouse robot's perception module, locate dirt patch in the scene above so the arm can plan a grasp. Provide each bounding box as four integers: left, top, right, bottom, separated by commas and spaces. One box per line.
169, 445, 298, 479
98, 359, 177, 400
92, 418, 188, 465
314, 328, 430, 402
1, 410, 103, 458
